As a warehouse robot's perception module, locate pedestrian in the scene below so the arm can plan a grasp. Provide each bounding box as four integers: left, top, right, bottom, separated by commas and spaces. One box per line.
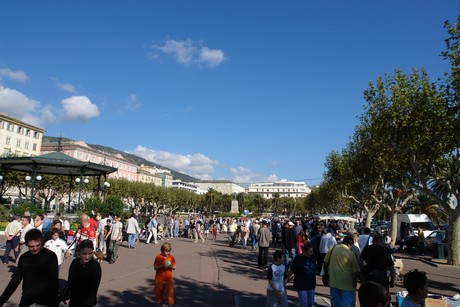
108, 215, 123, 264
228, 219, 237, 247
44, 227, 71, 272
0, 228, 59, 306
282, 220, 297, 266
358, 282, 391, 307
153, 242, 177, 307
76, 214, 97, 255
323, 236, 359, 307
251, 219, 260, 251
400, 270, 428, 307
61, 239, 102, 306
289, 242, 316, 307
18, 216, 35, 259
319, 228, 337, 273
212, 224, 218, 240
358, 227, 373, 251
257, 220, 272, 269
359, 234, 395, 291
125, 213, 139, 248
2, 214, 22, 264
417, 227, 426, 256
266, 250, 288, 307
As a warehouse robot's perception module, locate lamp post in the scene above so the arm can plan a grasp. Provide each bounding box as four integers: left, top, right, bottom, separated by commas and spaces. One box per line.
102, 181, 110, 201
75, 177, 90, 210
25, 175, 42, 205
25, 175, 31, 200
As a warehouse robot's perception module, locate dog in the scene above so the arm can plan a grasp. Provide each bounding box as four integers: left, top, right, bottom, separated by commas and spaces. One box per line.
93, 250, 104, 263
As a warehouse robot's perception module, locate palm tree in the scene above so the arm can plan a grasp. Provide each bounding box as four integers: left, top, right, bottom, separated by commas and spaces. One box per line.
404, 194, 447, 226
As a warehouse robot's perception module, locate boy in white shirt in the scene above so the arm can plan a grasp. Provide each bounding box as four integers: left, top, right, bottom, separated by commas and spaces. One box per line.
44, 228, 71, 272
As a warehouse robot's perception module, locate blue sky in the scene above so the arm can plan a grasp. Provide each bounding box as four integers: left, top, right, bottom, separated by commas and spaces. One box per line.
0, 1, 457, 186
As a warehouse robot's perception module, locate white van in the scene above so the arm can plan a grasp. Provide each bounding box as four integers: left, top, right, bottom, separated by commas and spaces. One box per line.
396, 214, 436, 242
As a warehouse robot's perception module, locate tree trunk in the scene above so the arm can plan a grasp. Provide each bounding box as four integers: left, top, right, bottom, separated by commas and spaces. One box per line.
447, 209, 460, 265
389, 211, 398, 244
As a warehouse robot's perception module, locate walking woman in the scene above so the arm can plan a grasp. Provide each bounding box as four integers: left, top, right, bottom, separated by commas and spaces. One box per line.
61, 239, 102, 306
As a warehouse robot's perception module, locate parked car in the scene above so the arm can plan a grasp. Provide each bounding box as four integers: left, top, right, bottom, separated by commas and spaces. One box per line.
425, 230, 448, 254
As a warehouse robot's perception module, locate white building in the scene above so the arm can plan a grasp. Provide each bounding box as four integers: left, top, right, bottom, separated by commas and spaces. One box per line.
246, 179, 311, 199
191, 180, 245, 195
0, 113, 44, 157
172, 180, 198, 193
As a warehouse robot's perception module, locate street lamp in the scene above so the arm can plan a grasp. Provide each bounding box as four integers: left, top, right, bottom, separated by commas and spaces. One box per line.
25, 175, 42, 205
75, 177, 90, 210
102, 181, 110, 201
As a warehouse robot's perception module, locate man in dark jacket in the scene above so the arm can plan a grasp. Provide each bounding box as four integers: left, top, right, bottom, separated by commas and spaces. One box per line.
0, 228, 59, 306
359, 234, 395, 291
282, 221, 297, 266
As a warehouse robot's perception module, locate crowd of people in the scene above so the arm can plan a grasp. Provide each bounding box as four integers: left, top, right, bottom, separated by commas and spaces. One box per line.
1, 211, 432, 307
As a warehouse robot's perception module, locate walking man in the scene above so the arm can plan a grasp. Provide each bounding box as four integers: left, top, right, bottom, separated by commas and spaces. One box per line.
126, 213, 139, 248
2, 215, 22, 264
258, 220, 272, 269
108, 215, 123, 264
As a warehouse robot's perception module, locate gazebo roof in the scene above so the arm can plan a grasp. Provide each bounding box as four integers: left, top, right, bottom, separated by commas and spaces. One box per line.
0, 152, 117, 176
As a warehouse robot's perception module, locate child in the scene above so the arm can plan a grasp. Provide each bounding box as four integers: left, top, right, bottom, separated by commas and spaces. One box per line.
266, 250, 288, 307
154, 242, 177, 307
212, 224, 218, 240
44, 227, 71, 272
297, 230, 306, 254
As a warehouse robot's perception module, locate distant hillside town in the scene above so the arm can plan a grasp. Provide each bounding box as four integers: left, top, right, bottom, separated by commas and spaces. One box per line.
0, 113, 311, 199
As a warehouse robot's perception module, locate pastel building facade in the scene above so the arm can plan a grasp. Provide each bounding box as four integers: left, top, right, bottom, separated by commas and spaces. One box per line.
41, 140, 138, 181
246, 179, 311, 199
137, 165, 164, 186
0, 113, 44, 157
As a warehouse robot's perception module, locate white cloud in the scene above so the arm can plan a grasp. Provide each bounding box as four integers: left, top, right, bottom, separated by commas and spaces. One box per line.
150, 39, 226, 67
199, 47, 226, 67
229, 166, 279, 184
0, 68, 29, 83
61, 96, 100, 121
51, 77, 77, 93
0, 86, 55, 127
128, 145, 218, 179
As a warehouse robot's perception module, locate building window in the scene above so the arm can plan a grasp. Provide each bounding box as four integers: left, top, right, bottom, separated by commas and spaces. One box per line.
0, 121, 3, 129
79, 152, 84, 159
16, 139, 21, 147
25, 129, 30, 137
33, 131, 39, 139
32, 143, 37, 151
17, 126, 23, 134
5, 136, 11, 145
25, 141, 29, 149
86, 154, 90, 160
6, 123, 13, 132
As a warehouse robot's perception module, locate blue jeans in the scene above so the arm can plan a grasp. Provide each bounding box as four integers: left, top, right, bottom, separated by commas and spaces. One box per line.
330, 287, 355, 307
298, 289, 315, 307
251, 234, 258, 250
128, 233, 136, 247
284, 247, 296, 266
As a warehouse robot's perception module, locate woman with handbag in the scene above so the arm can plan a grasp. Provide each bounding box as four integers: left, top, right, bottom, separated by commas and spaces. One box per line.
61, 239, 102, 306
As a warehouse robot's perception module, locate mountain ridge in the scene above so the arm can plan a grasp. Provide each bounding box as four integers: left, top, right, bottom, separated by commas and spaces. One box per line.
42, 136, 200, 182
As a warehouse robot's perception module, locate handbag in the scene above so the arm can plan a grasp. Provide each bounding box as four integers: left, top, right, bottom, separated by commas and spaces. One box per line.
321, 245, 336, 287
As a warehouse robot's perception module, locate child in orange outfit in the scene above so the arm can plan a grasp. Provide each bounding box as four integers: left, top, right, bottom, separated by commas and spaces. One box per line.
154, 242, 176, 306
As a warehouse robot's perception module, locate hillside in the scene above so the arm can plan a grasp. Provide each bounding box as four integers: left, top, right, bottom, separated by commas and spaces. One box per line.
42, 136, 199, 182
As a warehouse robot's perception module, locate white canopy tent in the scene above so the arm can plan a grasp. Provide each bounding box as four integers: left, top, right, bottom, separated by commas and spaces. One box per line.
316, 214, 358, 222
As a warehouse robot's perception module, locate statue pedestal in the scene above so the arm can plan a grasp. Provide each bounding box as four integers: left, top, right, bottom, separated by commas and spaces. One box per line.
230, 200, 239, 214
